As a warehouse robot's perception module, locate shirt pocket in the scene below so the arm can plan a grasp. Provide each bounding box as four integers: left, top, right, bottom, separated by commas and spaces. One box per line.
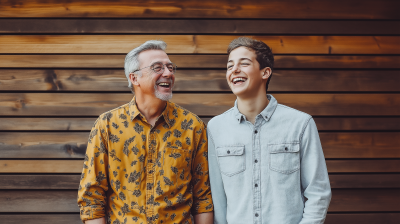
269, 143, 300, 174
216, 145, 246, 177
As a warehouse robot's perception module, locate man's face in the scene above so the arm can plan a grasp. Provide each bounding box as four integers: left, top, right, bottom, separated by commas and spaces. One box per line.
132, 50, 175, 101
226, 47, 266, 98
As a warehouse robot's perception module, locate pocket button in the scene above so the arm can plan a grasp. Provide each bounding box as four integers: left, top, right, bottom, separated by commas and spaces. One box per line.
285, 147, 288, 151
227, 150, 230, 154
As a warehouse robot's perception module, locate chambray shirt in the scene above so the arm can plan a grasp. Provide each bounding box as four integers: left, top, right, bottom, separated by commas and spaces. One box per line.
207, 95, 331, 224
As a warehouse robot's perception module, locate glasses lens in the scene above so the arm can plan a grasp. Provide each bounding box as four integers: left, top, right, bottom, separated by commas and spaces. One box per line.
152, 62, 163, 73
166, 63, 175, 73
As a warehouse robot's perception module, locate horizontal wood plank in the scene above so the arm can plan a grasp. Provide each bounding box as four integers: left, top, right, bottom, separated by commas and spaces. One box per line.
0, 0, 398, 19
329, 189, 400, 212
325, 213, 400, 224
2, 117, 399, 131
0, 160, 398, 173
1, 132, 399, 159
1, 93, 399, 116
0, 189, 398, 212
329, 174, 400, 189
0, 175, 81, 189
1, 35, 399, 54
1, 55, 399, 69
2, 69, 400, 92
0, 214, 81, 224
1, 174, 398, 189
1, 213, 399, 224
2, 19, 400, 35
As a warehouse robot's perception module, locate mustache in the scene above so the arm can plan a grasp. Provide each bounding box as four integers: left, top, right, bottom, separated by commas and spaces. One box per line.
156, 78, 173, 84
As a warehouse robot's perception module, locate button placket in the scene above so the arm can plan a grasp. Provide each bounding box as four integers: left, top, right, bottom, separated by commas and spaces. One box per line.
253, 122, 262, 224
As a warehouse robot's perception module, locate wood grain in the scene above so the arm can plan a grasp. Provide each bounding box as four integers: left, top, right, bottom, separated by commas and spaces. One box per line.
0, 175, 81, 189
320, 132, 400, 158
0, 189, 398, 212
1, 35, 399, 54
1, 160, 398, 173
329, 174, 400, 189
329, 189, 400, 212
2, 69, 400, 92
1, 93, 399, 116
327, 160, 400, 173
0, 190, 79, 212
1, 132, 399, 159
2, 19, 400, 35
0, 0, 398, 19
1, 213, 399, 224
0, 214, 81, 224
1, 55, 400, 69
1, 174, 398, 189
2, 117, 399, 131
325, 213, 400, 224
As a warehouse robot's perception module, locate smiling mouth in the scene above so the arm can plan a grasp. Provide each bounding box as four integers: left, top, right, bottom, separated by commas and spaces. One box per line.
232, 77, 247, 85
157, 82, 171, 88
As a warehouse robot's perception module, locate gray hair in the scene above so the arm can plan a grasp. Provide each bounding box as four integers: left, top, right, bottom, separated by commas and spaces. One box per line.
124, 40, 167, 88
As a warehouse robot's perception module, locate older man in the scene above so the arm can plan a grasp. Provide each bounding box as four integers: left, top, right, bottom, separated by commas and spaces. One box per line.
78, 40, 213, 224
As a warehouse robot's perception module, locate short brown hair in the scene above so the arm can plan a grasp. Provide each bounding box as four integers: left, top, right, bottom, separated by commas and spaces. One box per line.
227, 37, 274, 92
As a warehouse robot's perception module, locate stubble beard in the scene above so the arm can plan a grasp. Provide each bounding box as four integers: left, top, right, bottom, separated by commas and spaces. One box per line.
154, 84, 173, 101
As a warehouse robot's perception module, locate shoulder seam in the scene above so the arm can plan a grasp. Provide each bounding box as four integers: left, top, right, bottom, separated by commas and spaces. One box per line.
299, 117, 313, 144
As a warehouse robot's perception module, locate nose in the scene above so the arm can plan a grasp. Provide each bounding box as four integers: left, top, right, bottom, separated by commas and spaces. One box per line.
232, 64, 241, 73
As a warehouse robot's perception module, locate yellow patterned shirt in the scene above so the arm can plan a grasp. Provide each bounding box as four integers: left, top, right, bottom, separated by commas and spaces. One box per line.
77, 97, 213, 224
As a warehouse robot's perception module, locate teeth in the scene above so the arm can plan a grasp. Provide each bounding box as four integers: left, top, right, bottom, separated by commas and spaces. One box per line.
158, 83, 170, 86
232, 78, 246, 83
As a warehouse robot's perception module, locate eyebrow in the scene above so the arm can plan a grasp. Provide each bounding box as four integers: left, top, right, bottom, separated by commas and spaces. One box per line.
227, 58, 252, 63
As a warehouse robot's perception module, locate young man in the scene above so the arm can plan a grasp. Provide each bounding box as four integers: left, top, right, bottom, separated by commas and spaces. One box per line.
208, 37, 331, 224
78, 40, 213, 224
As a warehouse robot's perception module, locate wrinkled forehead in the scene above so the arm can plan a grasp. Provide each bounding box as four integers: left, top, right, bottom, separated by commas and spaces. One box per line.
138, 49, 171, 66
228, 46, 256, 63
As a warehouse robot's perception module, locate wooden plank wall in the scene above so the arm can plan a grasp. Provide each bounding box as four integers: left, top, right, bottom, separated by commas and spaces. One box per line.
0, 0, 399, 223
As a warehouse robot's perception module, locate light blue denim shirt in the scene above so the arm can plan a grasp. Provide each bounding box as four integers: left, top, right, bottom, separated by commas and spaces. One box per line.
207, 95, 331, 224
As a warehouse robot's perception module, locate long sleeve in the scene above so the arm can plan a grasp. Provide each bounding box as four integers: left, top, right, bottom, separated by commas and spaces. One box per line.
299, 118, 332, 224
77, 118, 110, 222
191, 123, 214, 214
207, 129, 227, 224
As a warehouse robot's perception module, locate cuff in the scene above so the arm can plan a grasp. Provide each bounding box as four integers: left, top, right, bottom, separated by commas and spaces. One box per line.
192, 199, 214, 214
80, 205, 106, 222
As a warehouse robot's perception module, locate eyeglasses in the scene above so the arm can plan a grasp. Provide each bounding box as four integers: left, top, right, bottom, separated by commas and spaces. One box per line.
133, 62, 177, 75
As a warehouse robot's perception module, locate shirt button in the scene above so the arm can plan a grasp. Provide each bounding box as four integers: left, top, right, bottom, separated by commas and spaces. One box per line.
255, 159, 258, 163
227, 150, 230, 154
285, 147, 288, 151
255, 184, 258, 187
254, 130, 258, 134
255, 213, 259, 217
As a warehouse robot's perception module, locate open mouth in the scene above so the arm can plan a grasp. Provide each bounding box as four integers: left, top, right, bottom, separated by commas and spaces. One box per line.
157, 82, 171, 88
232, 77, 247, 85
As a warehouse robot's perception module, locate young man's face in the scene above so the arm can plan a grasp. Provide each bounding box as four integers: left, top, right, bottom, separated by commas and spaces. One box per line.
226, 46, 268, 98
130, 50, 175, 101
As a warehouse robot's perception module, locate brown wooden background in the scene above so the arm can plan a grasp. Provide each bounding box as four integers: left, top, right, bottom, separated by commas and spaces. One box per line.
0, 0, 400, 223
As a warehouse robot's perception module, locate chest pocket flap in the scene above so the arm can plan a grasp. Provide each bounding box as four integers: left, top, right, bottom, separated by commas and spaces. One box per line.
216, 145, 245, 176
216, 146, 244, 157
269, 143, 300, 174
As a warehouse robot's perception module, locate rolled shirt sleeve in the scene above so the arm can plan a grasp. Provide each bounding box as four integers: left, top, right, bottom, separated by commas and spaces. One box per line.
207, 130, 228, 224
299, 118, 332, 224
77, 118, 110, 222
191, 123, 214, 214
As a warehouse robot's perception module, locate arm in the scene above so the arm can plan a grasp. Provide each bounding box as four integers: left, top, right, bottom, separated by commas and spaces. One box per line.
85, 218, 106, 224
77, 118, 110, 222
191, 124, 214, 218
207, 129, 227, 224
299, 118, 332, 224
194, 212, 214, 224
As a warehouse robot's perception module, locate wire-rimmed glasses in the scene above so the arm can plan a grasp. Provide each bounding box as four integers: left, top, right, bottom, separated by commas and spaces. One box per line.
133, 62, 177, 75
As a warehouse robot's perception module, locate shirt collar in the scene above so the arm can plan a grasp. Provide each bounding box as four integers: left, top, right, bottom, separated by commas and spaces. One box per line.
128, 96, 175, 128
233, 94, 278, 124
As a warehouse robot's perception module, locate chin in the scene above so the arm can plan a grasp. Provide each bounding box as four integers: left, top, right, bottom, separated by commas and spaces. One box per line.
155, 91, 173, 101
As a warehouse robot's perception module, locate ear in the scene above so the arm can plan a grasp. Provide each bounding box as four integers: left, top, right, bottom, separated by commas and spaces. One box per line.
261, 67, 272, 80
129, 73, 140, 86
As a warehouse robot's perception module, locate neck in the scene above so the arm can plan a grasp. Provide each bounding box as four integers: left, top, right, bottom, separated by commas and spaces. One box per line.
135, 92, 166, 126
237, 92, 269, 124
